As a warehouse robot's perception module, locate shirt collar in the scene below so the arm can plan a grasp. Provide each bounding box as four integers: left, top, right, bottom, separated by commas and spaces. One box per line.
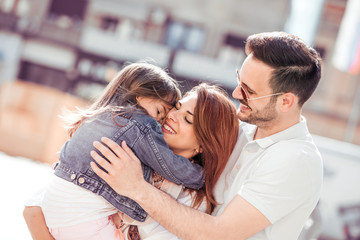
240, 116, 310, 149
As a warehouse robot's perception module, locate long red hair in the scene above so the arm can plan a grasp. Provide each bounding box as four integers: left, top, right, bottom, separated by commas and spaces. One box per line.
187, 83, 239, 213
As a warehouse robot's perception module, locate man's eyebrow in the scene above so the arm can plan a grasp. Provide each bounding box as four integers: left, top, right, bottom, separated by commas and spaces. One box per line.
237, 70, 256, 94
242, 81, 256, 94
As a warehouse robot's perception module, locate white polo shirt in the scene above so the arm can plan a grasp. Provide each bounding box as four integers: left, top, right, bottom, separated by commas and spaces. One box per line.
213, 117, 323, 240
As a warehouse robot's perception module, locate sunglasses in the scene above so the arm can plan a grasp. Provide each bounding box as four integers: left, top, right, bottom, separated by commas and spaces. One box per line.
236, 69, 284, 102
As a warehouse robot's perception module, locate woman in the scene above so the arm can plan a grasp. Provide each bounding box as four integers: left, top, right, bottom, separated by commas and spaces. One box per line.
24, 83, 239, 239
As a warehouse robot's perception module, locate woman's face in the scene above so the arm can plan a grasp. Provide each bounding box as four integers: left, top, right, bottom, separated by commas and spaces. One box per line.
161, 93, 201, 159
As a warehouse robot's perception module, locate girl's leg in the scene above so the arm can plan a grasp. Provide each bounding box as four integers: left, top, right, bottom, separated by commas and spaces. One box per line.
23, 206, 54, 240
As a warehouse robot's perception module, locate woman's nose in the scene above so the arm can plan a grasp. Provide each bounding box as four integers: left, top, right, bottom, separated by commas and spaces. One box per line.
166, 109, 178, 122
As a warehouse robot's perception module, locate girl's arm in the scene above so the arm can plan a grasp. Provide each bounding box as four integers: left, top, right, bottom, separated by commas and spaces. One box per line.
125, 123, 204, 190
23, 206, 54, 240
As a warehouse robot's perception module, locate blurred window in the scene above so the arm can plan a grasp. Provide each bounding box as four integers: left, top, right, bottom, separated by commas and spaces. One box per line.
164, 21, 205, 53
48, 0, 87, 20
100, 16, 119, 32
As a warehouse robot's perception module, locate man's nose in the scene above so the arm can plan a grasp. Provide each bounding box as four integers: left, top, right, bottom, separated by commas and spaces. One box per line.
232, 86, 242, 99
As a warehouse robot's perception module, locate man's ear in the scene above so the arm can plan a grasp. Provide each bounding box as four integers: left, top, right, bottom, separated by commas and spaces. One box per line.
279, 93, 297, 112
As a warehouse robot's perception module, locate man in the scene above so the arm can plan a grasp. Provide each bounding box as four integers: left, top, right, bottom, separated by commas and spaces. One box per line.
91, 31, 323, 240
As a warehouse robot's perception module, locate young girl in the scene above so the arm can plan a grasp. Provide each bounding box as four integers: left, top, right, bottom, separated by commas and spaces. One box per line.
40, 62, 206, 239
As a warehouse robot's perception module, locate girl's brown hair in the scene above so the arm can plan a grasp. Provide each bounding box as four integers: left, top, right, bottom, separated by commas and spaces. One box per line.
65, 62, 181, 137
187, 83, 239, 214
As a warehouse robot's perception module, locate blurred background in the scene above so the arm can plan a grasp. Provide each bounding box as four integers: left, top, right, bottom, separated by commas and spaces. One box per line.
0, 0, 360, 239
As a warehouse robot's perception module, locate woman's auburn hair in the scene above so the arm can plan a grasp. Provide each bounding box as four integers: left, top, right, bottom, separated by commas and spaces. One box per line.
188, 83, 239, 214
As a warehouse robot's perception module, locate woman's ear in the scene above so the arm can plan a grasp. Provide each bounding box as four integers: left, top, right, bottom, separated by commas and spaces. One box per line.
279, 93, 297, 112
194, 146, 203, 154
198, 146, 203, 153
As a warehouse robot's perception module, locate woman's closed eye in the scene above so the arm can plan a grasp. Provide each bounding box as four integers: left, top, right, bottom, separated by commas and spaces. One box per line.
173, 101, 193, 125
185, 117, 192, 125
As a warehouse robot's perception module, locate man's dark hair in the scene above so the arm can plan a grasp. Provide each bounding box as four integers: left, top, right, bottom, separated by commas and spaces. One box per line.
245, 32, 322, 106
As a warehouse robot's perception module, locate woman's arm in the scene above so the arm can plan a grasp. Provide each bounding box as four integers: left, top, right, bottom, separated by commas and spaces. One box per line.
23, 206, 54, 240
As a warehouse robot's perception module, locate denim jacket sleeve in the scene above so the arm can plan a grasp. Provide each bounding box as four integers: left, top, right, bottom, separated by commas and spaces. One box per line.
123, 118, 204, 190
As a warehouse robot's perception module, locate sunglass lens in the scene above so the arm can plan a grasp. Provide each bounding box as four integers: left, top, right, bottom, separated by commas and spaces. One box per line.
241, 87, 248, 102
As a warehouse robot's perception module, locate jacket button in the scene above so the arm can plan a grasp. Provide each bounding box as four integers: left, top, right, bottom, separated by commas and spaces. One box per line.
78, 177, 85, 184
70, 174, 76, 180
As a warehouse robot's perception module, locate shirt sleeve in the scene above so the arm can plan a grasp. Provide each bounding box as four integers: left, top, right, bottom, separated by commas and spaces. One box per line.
238, 144, 321, 224
24, 188, 46, 207
128, 120, 204, 190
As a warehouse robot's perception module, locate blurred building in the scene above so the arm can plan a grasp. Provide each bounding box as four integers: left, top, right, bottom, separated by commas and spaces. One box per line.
0, 0, 292, 163
0, 0, 359, 145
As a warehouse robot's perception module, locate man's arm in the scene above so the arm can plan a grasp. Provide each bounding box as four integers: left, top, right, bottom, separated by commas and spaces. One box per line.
23, 206, 54, 240
90, 138, 271, 240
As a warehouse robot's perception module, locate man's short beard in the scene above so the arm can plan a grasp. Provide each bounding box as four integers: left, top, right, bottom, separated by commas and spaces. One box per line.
239, 99, 278, 128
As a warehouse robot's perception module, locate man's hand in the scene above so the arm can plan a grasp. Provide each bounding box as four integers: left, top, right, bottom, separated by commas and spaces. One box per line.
90, 137, 147, 199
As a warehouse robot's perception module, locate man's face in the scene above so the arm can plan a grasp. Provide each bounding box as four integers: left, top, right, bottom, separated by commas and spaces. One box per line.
232, 54, 279, 127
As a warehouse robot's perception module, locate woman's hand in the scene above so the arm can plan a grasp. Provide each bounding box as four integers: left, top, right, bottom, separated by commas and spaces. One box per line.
90, 137, 147, 199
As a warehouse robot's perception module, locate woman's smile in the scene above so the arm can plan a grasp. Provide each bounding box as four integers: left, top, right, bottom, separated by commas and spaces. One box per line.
162, 122, 176, 134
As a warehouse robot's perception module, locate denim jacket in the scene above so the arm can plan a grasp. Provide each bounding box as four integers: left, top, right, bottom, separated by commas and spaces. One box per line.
54, 110, 204, 222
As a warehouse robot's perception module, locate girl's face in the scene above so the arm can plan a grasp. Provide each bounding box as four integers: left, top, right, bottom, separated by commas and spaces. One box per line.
161, 93, 201, 159
137, 97, 173, 122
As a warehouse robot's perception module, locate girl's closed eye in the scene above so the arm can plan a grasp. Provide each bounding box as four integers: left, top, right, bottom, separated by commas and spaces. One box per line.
174, 101, 181, 110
